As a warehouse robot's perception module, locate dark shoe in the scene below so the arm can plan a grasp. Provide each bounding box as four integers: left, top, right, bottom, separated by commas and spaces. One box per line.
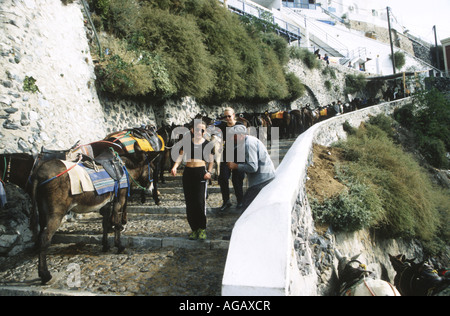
220, 200, 232, 211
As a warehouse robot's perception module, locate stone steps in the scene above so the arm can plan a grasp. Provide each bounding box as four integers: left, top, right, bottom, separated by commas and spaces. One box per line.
52, 234, 229, 250
0, 138, 296, 296
55, 138, 296, 248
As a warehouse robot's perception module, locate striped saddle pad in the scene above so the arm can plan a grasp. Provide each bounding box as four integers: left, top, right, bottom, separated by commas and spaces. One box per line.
78, 164, 129, 196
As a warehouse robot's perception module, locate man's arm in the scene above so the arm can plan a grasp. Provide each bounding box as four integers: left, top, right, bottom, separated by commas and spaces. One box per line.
235, 139, 259, 174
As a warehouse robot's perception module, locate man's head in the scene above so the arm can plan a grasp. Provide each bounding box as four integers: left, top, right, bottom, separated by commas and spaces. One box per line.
229, 124, 247, 143
223, 107, 236, 124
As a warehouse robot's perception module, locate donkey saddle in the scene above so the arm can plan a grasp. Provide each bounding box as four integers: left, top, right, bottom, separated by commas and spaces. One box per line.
92, 149, 124, 181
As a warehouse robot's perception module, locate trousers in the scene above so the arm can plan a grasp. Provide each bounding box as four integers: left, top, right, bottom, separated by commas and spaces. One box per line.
182, 166, 207, 231
218, 162, 245, 204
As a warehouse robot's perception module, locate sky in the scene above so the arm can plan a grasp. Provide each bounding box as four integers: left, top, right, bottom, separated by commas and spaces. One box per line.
377, 0, 450, 44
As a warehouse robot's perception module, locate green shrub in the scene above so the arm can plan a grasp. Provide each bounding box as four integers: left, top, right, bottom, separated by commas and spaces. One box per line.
394, 89, 450, 168
91, 0, 296, 103
322, 66, 336, 79
311, 180, 383, 232
284, 72, 305, 101
393, 103, 415, 128
420, 137, 448, 169
140, 6, 214, 99
333, 124, 441, 240
344, 74, 367, 95
289, 47, 320, 70
261, 32, 289, 65
343, 121, 357, 135
367, 114, 395, 138
23, 76, 40, 93
95, 38, 175, 97
392, 51, 406, 70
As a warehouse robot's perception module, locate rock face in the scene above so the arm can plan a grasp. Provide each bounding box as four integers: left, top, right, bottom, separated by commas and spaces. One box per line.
0, 183, 33, 256
0, 0, 364, 156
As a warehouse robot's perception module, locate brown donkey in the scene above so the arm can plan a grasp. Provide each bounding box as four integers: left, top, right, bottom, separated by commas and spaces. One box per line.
30, 150, 151, 284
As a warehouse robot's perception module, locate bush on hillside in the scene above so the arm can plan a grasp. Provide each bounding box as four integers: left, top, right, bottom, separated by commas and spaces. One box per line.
289, 47, 320, 70
284, 72, 305, 101
89, 0, 295, 104
344, 74, 367, 95
334, 122, 441, 241
311, 119, 446, 245
394, 89, 450, 168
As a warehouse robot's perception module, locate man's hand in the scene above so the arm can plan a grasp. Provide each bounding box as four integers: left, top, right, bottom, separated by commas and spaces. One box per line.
227, 162, 238, 170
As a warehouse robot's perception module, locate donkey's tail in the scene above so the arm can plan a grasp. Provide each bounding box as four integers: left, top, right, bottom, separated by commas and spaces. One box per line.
29, 177, 39, 244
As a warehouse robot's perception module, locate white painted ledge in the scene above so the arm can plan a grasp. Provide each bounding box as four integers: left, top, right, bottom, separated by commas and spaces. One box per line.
222, 98, 412, 296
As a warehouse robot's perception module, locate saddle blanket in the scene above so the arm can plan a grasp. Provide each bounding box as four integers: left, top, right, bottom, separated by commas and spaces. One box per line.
132, 135, 165, 152
61, 160, 128, 196
109, 131, 164, 153
79, 163, 129, 196
62, 160, 95, 195
110, 131, 136, 153
0, 182, 6, 207
271, 111, 284, 120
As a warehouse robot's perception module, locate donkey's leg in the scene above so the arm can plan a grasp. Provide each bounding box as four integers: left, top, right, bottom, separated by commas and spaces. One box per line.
152, 167, 161, 206
100, 206, 112, 252
112, 198, 126, 254
38, 213, 63, 284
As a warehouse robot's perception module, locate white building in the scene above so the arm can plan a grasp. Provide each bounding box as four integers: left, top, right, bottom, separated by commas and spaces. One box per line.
243, 0, 433, 76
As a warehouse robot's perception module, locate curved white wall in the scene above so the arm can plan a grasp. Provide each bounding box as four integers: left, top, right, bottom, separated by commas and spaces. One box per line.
222, 97, 412, 296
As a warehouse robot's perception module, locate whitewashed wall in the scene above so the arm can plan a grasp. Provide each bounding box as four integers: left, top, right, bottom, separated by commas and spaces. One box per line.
222, 97, 412, 296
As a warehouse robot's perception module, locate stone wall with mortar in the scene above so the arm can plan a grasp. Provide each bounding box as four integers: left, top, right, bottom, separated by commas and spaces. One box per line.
1, 0, 373, 156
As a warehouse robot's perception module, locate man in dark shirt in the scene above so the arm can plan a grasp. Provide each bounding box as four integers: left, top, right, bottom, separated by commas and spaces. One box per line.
217, 107, 245, 211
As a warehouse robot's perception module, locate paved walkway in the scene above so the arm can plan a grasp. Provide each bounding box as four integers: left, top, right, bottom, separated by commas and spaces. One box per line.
0, 139, 295, 296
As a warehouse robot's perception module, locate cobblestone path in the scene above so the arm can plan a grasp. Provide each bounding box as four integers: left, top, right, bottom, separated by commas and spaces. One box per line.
0, 139, 294, 296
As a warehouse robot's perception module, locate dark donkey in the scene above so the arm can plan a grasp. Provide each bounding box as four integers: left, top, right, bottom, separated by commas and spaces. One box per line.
389, 254, 450, 296
105, 125, 164, 205
30, 148, 151, 284
0, 140, 118, 193
0, 153, 35, 192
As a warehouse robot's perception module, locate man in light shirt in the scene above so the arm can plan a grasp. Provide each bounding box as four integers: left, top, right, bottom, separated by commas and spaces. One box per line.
226, 125, 275, 212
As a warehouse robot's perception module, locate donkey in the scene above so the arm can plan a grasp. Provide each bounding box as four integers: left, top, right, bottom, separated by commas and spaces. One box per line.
30, 150, 151, 284
389, 254, 450, 296
335, 250, 400, 296
0, 153, 35, 192
0, 141, 118, 194
105, 126, 164, 205
301, 105, 320, 131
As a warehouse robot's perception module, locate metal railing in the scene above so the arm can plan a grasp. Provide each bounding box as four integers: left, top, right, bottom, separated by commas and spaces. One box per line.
220, 0, 302, 44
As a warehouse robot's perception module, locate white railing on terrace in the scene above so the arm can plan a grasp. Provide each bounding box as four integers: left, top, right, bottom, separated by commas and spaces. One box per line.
220, 0, 302, 42
280, 7, 349, 57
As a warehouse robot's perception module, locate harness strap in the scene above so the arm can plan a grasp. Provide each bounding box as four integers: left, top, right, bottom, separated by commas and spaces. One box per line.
363, 278, 376, 296
363, 277, 399, 296
39, 155, 82, 187
1, 157, 6, 184
5, 156, 11, 183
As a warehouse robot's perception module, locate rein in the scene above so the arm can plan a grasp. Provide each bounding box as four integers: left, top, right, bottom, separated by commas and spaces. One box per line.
362, 278, 398, 296
125, 157, 153, 191
1, 156, 11, 184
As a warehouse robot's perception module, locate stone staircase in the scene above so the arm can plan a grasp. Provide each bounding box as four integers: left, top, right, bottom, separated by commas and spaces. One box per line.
0, 138, 296, 296
53, 138, 296, 249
